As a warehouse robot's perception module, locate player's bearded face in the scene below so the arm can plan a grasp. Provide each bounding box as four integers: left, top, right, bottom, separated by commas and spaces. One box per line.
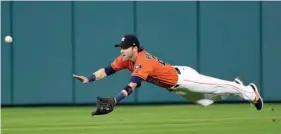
120, 47, 134, 61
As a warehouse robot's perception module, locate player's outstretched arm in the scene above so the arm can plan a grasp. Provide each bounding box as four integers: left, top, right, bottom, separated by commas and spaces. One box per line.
73, 65, 116, 84
114, 82, 138, 103
114, 76, 143, 103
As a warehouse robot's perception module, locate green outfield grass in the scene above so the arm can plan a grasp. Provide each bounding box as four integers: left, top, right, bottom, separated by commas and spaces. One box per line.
1, 103, 281, 134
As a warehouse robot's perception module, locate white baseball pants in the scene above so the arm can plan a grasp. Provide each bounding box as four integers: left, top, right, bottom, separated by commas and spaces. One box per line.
170, 66, 256, 106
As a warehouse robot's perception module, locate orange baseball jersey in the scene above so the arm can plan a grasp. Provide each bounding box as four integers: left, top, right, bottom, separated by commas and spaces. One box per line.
111, 51, 178, 88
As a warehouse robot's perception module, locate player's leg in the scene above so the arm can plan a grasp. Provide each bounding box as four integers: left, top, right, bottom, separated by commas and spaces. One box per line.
173, 84, 230, 106
173, 87, 215, 106
172, 66, 263, 110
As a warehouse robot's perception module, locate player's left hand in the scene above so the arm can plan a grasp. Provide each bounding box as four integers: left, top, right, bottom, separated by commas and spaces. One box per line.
91, 96, 116, 117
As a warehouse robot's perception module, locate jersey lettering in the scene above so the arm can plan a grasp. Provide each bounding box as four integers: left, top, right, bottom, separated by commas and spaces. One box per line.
144, 51, 166, 66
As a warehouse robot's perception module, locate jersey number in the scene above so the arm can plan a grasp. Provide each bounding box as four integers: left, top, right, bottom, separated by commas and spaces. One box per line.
144, 52, 166, 66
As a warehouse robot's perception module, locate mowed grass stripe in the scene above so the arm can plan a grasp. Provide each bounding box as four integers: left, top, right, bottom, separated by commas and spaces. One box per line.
2, 119, 280, 132
1, 120, 249, 131
2, 116, 277, 128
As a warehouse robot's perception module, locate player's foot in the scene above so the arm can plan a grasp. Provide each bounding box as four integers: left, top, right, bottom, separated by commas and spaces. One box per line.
234, 77, 243, 85
249, 83, 263, 111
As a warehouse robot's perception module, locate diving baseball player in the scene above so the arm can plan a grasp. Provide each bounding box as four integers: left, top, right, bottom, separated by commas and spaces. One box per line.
73, 34, 263, 116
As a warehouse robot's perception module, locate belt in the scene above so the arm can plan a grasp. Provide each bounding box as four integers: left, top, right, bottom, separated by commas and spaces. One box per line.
175, 67, 181, 74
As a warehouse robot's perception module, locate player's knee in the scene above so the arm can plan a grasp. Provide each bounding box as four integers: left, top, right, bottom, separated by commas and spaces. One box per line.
196, 99, 214, 107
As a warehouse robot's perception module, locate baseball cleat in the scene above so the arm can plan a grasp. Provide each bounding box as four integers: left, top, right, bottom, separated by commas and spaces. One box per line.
234, 77, 243, 85
249, 83, 263, 111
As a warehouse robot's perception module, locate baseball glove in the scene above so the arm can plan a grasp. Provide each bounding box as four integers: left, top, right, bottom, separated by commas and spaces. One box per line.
91, 96, 116, 116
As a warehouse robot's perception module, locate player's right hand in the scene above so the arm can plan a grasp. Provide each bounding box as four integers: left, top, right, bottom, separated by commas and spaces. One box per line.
73, 74, 89, 84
